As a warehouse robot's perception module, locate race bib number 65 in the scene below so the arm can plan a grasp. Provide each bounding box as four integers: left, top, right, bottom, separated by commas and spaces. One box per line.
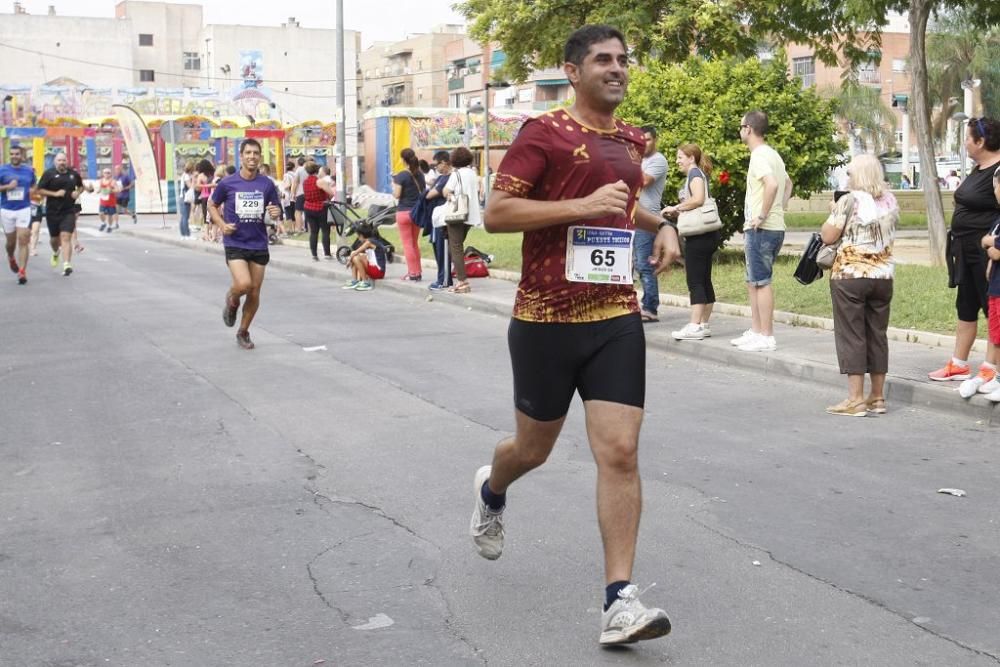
565, 226, 634, 284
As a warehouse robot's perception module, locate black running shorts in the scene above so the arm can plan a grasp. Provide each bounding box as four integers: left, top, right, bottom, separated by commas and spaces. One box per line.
46, 213, 76, 236
224, 246, 270, 266
507, 313, 646, 422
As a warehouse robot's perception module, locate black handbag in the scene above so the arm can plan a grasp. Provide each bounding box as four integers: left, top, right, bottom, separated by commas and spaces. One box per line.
794, 232, 824, 285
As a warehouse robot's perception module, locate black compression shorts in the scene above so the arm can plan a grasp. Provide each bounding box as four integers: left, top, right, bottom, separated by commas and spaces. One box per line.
46, 213, 76, 236
224, 246, 270, 266
507, 313, 645, 421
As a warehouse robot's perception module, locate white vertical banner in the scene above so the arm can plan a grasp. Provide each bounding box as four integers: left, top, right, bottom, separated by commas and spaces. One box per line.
113, 104, 165, 219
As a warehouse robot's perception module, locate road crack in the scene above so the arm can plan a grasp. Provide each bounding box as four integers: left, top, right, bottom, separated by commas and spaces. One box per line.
686, 515, 1000, 664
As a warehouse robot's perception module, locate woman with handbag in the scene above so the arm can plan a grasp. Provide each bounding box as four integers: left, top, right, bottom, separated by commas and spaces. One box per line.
821, 153, 899, 417
662, 143, 720, 340
392, 148, 427, 281
442, 146, 481, 294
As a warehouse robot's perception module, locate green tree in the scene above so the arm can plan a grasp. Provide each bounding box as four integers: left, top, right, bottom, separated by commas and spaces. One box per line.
458, 0, 1000, 264
458, 0, 879, 84
617, 57, 843, 244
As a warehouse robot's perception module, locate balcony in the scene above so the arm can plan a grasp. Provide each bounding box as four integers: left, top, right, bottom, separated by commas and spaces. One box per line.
448, 77, 464, 91
858, 69, 881, 85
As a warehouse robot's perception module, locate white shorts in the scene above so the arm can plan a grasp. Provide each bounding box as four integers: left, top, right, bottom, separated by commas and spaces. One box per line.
0, 208, 31, 234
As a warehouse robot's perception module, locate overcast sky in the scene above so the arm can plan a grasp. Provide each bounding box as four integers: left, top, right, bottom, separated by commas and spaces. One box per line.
12, 0, 468, 47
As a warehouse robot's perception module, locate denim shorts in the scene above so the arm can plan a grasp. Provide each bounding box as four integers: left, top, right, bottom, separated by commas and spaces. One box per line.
744, 228, 785, 287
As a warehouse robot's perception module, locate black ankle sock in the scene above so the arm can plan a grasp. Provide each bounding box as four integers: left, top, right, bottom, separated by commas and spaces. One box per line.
480, 480, 505, 511
604, 580, 631, 611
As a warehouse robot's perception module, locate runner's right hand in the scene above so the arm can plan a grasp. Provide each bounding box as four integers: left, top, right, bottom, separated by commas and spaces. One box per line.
221, 223, 237, 236
53, 189, 66, 197
578, 180, 629, 219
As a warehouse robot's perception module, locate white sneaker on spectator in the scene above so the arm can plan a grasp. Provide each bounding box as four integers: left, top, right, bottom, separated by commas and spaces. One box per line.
671, 323, 705, 340
739, 335, 776, 352
959, 365, 996, 398
985, 386, 1000, 403
700, 323, 712, 337
730, 329, 757, 346
977, 378, 1000, 394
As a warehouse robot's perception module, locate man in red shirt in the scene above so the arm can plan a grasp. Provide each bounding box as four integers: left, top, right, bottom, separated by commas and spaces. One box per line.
469, 24, 680, 646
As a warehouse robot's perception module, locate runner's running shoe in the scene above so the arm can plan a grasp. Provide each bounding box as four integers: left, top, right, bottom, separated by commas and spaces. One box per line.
8, 256, 18, 273
470, 465, 504, 560
62, 263, 72, 276
17, 269, 26, 285
236, 330, 255, 349
50, 253, 59, 268
222, 293, 238, 327
599, 584, 672, 646
928, 361, 971, 382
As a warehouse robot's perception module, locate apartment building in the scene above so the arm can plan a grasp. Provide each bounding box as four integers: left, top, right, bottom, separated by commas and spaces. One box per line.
0, 1, 358, 156
357, 25, 466, 114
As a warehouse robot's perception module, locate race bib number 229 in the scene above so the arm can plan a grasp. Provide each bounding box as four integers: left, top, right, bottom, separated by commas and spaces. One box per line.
565, 226, 634, 284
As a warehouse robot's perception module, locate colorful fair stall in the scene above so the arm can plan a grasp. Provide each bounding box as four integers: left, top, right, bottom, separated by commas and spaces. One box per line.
361, 107, 534, 193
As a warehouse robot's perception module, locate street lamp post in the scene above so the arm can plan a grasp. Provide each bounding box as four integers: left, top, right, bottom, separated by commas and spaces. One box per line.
482, 81, 509, 204
952, 112, 969, 180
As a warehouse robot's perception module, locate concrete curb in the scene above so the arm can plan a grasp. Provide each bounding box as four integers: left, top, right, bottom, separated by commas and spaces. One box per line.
119, 228, 997, 424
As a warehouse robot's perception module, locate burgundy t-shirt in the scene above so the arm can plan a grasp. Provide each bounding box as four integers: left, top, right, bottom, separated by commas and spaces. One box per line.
493, 111, 645, 322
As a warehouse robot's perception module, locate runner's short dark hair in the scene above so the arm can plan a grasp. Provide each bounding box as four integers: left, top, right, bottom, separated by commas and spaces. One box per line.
742, 110, 769, 137
240, 138, 262, 155
564, 25, 626, 67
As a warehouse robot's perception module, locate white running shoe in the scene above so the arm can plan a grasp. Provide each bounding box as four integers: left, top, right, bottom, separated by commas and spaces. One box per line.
959, 365, 996, 398
978, 378, 1000, 394
739, 335, 776, 352
470, 465, 504, 560
730, 329, 757, 346
986, 386, 1000, 403
700, 323, 712, 337
599, 584, 672, 646
671, 323, 705, 341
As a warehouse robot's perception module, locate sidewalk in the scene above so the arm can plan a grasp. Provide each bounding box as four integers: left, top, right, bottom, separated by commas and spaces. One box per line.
116, 224, 998, 424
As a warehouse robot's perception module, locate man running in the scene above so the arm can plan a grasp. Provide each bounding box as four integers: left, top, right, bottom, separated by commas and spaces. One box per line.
36, 152, 85, 276
470, 24, 680, 646
0, 145, 37, 285
208, 139, 282, 349
115, 163, 137, 225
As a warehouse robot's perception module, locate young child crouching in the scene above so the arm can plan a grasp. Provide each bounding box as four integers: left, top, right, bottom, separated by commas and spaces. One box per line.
342, 222, 387, 291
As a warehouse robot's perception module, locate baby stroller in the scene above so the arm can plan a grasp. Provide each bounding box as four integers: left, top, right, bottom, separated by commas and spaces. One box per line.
329, 200, 396, 265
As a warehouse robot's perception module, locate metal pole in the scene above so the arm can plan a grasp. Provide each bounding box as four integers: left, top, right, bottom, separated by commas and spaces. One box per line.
483, 85, 490, 204
335, 0, 347, 202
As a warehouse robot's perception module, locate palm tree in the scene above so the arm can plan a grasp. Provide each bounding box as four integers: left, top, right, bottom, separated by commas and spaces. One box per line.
824, 78, 897, 155
926, 8, 1000, 149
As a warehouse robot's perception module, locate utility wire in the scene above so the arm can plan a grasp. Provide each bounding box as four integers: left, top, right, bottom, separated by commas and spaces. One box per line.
0, 40, 465, 85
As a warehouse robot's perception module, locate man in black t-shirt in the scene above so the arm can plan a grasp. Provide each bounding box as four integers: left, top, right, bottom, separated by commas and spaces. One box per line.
36, 152, 86, 276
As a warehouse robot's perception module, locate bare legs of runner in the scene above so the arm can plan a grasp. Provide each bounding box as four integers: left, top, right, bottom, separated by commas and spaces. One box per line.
485, 401, 642, 584
225, 259, 266, 348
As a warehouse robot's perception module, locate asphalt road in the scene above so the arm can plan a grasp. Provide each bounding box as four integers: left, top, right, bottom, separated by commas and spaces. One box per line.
1, 230, 998, 666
